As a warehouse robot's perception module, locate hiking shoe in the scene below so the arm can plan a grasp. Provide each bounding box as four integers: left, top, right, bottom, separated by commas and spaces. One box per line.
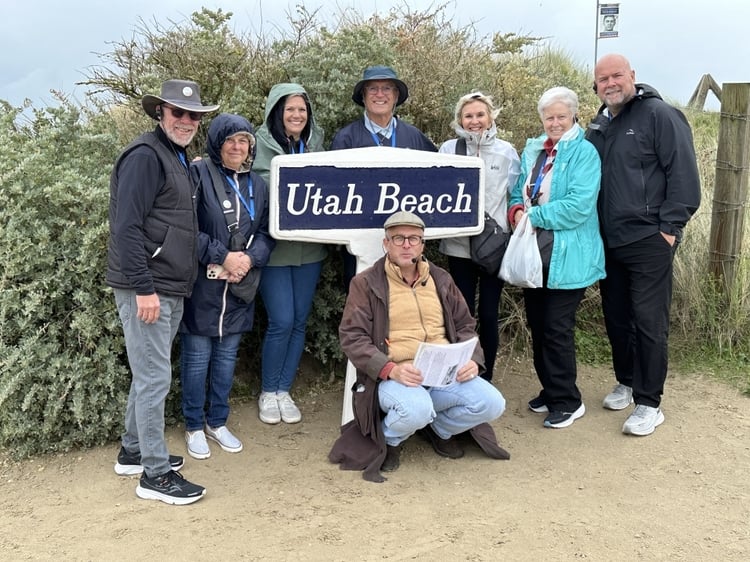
185, 430, 211, 460
603, 383, 633, 410
136, 470, 206, 505
381, 445, 401, 472
528, 395, 549, 413
544, 403, 586, 429
622, 404, 665, 436
258, 392, 281, 424
276, 392, 302, 424
205, 425, 243, 453
114, 446, 184, 476
422, 425, 464, 459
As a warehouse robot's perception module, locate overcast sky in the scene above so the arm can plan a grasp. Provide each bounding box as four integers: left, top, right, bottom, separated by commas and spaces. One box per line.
2, 0, 747, 112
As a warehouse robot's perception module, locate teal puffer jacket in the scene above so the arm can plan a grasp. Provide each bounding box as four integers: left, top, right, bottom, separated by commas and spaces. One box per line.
509, 124, 605, 289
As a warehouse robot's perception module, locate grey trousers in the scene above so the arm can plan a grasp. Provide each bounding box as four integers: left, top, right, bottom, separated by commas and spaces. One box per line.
114, 288, 183, 477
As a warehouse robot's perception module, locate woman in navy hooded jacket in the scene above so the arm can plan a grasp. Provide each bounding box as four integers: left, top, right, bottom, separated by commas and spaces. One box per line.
179, 113, 275, 459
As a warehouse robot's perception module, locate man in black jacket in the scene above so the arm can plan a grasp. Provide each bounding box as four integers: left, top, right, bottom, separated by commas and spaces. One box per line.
586, 54, 700, 436
107, 80, 218, 503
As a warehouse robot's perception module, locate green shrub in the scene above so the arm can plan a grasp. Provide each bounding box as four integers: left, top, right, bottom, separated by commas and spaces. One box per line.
2, 5, 748, 458
0, 101, 128, 456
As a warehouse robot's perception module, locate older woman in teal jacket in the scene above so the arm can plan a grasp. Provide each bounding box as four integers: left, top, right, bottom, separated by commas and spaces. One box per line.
507, 86, 604, 429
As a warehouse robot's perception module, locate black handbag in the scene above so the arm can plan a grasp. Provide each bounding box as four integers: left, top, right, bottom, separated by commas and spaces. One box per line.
470, 214, 510, 275
455, 138, 510, 275
207, 161, 261, 304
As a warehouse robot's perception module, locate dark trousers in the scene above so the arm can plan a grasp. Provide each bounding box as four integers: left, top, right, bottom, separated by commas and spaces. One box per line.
523, 286, 586, 412
599, 233, 675, 408
447, 256, 503, 380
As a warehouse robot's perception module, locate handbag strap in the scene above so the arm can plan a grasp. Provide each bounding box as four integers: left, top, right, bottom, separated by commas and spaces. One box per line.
454, 138, 467, 155
206, 160, 240, 234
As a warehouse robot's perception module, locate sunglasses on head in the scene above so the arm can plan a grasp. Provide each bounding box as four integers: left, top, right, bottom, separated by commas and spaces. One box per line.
164, 105, 203, 121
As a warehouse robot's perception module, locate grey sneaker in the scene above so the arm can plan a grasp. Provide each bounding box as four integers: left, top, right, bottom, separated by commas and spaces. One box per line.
205, 425, 243, 453
185, 430, 211, 460
622, 404, 665, 436
258, 392, 281, 424
602, 383, 633, 410
277, 392, 302, 424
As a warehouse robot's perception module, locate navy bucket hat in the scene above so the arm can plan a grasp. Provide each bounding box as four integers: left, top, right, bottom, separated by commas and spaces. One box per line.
352, 65, 409, 107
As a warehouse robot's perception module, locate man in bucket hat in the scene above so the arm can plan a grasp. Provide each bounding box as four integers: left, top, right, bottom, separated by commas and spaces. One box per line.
330, 65, 437, 290
107, 79, 218, 505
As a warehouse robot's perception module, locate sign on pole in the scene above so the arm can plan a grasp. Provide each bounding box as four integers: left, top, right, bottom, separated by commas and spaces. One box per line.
269, 147, 486, 424
598, 3, 620, 39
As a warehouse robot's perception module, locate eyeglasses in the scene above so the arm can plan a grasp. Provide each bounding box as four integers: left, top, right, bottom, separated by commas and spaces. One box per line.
365, 85, 396, 95
388, 234, 424, 246
164, 105, 203, 121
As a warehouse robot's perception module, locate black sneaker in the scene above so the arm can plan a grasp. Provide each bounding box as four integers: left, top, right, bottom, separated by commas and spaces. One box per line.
136, 470, 206, 505
543, 403, 586, 429
114, 446, 185, 476
528, 395, 549, 413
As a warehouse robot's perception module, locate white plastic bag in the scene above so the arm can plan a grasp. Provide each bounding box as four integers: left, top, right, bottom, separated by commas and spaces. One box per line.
499, 213, 543, 288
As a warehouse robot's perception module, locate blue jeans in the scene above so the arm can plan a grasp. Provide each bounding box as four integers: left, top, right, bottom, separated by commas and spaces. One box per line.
180, 332, 243, 431
259, 261, 323, 393
377, 377, 506, 447
114, 289, 183, 478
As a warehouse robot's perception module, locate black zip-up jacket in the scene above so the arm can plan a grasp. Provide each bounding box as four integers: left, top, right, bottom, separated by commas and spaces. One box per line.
106, 126, 199, 296
585, 83, 700, 248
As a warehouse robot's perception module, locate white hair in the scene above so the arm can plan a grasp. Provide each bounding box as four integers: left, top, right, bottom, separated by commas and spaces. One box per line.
537, 86, 579, 118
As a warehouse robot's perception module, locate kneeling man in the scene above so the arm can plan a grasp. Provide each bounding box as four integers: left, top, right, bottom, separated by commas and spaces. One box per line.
330, 211, 509, 482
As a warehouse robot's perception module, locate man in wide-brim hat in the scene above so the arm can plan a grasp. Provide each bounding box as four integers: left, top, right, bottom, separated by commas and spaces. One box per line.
106, 79, 218, 506
330, 65, 437, 291
141, 79, 219, 147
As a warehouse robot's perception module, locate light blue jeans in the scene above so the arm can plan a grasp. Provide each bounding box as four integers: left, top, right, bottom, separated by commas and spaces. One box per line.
259, 261, 322, 393
114, 288, 182, 478
180, 332, 243, 431
377, 377, 506, 447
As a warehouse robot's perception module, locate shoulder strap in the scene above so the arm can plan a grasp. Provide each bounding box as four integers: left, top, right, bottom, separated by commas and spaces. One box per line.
206, 159, 238, 231
455, 138, 467, 155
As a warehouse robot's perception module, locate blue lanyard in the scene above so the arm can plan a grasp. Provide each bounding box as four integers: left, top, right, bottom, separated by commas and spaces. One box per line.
366, 115, 397, 147
224, 174, 255, 220
370, 129, 396, 147
290, 138, 305, 154
530, 155, 550, 201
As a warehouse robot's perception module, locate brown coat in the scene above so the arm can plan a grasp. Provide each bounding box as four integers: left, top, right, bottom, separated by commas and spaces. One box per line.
329, 257, 509, 482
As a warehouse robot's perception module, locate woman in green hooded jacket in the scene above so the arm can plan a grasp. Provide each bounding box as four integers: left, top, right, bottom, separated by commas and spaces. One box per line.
253, 83, 327, 425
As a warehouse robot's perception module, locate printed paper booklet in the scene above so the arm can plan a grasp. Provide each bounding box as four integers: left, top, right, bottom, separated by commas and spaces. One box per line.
412, 337, 479, 387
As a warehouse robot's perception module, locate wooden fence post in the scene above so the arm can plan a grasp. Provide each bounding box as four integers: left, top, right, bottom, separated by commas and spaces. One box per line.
709, 83, 750, 291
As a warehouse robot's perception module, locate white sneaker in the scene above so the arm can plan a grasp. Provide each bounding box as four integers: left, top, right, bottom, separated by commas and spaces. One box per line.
622, 404, 665, 436
185, 430, 211, 459
205, 425, 243, 453
258, 392, 281, 424
603, 383, 633, 410
277, 392, 302, 424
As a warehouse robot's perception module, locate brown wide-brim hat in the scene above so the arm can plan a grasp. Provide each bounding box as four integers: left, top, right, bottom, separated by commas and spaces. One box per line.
141, 79, 220, 121
352, 65, 409, 107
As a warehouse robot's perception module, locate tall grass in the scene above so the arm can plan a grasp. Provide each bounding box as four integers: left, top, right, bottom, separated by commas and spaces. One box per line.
671, 109, 750, 390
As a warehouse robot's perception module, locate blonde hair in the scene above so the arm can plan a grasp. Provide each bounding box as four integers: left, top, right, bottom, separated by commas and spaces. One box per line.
451, 91, 500, 129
